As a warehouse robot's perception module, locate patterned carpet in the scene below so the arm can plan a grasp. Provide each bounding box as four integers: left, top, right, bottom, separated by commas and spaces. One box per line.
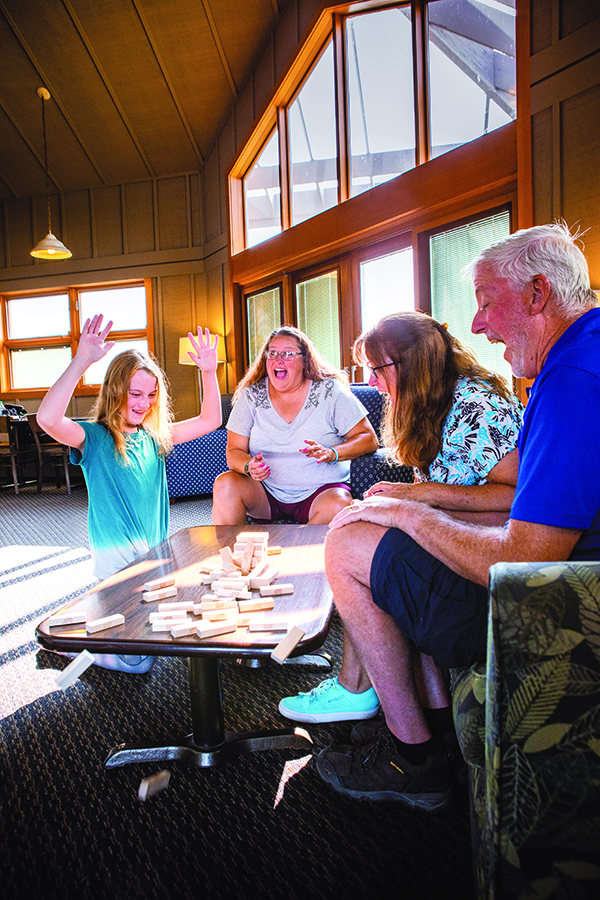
0, 485, 476, 900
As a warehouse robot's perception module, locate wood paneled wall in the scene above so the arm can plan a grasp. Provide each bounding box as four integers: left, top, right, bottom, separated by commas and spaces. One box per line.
530, 0, 600, 287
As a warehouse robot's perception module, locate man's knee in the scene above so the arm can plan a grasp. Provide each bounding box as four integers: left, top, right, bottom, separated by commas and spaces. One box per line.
325, 521, 387, 587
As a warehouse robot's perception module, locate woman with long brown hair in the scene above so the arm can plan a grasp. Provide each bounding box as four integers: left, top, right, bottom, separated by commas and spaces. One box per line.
279, 311, 523, 724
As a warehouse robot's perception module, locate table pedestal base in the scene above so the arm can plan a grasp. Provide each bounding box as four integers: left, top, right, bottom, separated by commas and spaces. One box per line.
104, 655, 312, 769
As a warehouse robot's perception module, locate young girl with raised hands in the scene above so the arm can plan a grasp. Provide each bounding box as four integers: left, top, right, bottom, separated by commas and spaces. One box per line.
37, 314, 221, 674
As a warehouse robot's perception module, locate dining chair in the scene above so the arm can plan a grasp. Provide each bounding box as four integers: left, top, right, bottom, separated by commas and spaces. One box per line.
0, 414, 35, 494
27, 415, 72, 494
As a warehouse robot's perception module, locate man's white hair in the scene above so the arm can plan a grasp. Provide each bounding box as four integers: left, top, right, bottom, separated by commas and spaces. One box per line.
466, 221, 597, 316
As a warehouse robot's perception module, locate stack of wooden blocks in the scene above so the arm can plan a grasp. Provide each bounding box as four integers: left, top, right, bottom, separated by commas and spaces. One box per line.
144, 531, 304, 663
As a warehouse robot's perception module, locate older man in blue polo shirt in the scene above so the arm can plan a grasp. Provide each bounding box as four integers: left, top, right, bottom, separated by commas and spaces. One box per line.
317, 222, 600, 810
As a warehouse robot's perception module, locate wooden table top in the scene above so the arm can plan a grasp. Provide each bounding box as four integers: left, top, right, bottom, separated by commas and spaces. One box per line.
36, 524, 333, 659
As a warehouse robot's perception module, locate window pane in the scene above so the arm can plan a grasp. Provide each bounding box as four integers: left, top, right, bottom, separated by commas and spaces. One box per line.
296, 272, 340, 368
430, 211, 512, 383
289, 40, 338, 226
246, 287, 281, 363
7, 294, 70, 339
347, 7, 415, 199
360, 247, 414, 333
79, 286, 147, 331
83, 339, 149, 386
10, 346, 72, 390
244, 129, 282, 249
429, 0, 516, 160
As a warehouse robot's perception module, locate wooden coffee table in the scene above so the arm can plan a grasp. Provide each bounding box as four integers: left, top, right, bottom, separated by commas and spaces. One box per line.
36, 524, 333, 768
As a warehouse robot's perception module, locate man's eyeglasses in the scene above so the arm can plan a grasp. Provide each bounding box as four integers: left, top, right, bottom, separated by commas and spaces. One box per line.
368, 360, 401, 378
266, 350, 303, 361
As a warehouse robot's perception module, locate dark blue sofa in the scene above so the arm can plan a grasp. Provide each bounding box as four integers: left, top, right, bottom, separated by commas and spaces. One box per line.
165, 383, 413, 499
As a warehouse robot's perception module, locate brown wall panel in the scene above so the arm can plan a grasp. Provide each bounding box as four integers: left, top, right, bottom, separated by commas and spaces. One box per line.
203, 149, 221, 245
189, 174, 204, 248
561, 83, 600, 286
6, 198, 34, 268
63, 190, 93, 259
531, 107, 553, 225
157, 177, 189, 251
94, 185, 124, 257
160, 273, 198, 420
125, 181, 156, 254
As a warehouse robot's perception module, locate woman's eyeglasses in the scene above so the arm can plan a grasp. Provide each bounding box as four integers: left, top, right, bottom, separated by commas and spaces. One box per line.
266, 350, 303, 361
368, 360, 401, 378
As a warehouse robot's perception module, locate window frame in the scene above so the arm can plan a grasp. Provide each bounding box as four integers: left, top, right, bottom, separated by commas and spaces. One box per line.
0, 278, 153, 399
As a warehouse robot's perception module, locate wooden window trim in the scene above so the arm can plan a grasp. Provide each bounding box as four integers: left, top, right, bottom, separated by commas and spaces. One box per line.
0, 278, 153, 400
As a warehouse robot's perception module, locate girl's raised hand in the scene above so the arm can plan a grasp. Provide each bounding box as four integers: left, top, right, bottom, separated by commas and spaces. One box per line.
76, 315, 115, 365
186, 327, 219, 372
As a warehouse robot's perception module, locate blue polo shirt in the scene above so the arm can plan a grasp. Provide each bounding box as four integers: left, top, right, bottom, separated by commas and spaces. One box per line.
510, 307, 600, 560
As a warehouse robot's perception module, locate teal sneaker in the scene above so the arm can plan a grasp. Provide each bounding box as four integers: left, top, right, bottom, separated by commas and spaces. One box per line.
278, 677, 380, 723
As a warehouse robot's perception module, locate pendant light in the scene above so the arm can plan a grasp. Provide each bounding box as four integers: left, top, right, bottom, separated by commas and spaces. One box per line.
30, 87, 72, 260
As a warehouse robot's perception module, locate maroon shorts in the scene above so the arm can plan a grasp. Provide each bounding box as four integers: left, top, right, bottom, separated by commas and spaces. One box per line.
253, 482, 351, 525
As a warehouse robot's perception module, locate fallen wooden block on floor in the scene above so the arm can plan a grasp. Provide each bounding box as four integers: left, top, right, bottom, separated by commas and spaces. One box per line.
271, 625, 305, 664
86, 614, 125, 634
54, 649, 95, 690
138, 770, 171, 801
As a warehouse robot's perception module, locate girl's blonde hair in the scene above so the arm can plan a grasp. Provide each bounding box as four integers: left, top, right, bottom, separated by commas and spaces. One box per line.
91, 349, 174, 459
353, 311, 514, 473
233, 326, 347, 402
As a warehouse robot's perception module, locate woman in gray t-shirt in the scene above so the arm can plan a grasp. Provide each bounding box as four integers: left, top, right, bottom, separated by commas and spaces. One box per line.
211, 326, 378, 525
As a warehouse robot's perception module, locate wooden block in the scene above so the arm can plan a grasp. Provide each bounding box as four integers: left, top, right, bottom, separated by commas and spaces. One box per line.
259, 583, 294, 597
200, 599, 238, 611
214, 587, 237, 598
47, 611, 87, 627
248, 619, 289, 632
152, 619, 188, 632
157, 601, 194, 611
199, 564, 225, 575
241, 540, 254, 575
138, 770, 170, 802
170, 621, 198, 638
201, 609, 232, 621
142, 585, 177, 602
237, 597, 275, 613
271, 625, 305, 664
201, 592, 218, 601
214, 577, 249, 589
55, 649, 95, 690
249, 567, 279, 588
236, 531, 270, 543
148, 611, 189, 623
196, 620, 238, 639
267, 546, 282, 556
86, 614, 125, 634
233, 589, 253, 601
143, 576, 175, 592
248, 559, 270, 579
219, 546, 235, 567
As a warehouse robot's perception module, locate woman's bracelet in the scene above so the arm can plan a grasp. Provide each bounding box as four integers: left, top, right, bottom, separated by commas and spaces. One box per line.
327, 447, 339, 464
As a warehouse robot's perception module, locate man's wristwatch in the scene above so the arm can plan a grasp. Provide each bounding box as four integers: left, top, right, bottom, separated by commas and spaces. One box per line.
244, 460, 251, 475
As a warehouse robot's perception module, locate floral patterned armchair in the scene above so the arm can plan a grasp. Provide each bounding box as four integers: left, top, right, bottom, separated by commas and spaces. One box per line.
452, 561, 600, 900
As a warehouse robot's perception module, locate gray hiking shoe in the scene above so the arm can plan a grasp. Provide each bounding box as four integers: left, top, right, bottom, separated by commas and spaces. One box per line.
316, 723, 452, 811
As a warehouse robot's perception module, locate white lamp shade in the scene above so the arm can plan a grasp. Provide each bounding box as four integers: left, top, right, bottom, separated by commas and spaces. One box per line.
179, 335, 225, 364
30, 232, 72, 260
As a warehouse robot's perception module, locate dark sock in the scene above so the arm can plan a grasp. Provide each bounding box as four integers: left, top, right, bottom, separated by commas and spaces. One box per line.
390, 734, 437, 766
424, 706, 454, 737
